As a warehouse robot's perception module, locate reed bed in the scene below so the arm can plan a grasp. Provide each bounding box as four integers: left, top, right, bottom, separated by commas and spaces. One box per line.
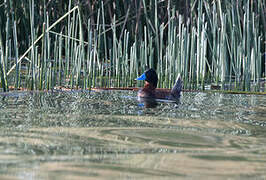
0, 0, 265, 92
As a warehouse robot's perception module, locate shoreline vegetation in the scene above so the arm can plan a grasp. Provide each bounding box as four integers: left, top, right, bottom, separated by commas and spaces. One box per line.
0, 0, 265, 93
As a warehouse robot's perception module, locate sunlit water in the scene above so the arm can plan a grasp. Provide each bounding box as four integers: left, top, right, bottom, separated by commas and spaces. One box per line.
0, 90, 265, 180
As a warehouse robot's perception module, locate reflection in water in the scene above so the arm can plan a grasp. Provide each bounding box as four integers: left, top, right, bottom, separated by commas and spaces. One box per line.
138, 97, 158, 108
0, 90, 266, 179
138, 96, 180, 109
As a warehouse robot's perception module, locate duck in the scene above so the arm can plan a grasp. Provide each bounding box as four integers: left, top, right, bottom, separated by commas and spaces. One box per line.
136, 68, 182, 100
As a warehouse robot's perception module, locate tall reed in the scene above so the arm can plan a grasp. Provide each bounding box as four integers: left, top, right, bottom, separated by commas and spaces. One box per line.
0, 0, 264, 92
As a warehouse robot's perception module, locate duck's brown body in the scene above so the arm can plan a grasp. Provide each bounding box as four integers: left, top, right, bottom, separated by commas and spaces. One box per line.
138, 82, 173, 99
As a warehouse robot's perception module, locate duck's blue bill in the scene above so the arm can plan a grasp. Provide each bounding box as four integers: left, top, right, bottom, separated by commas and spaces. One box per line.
135, 73, 146, 80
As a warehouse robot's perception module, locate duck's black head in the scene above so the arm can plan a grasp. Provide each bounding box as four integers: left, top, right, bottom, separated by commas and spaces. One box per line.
136, 68, 158, 88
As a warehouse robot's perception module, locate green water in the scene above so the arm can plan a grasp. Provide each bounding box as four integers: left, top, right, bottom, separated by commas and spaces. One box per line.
0, 90, 265, 180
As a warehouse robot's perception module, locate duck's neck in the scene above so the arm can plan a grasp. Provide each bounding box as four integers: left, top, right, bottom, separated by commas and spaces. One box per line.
144, 82, 156, 90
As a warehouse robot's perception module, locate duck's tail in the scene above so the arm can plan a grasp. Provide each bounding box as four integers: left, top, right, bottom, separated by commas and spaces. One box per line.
171, 73, 183, 99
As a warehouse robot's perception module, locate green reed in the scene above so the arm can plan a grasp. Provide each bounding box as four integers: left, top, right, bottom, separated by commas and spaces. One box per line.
0, 0, 264, 92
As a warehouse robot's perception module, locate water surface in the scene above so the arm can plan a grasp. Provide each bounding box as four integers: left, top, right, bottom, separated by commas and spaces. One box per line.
0, 90, 265, 179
